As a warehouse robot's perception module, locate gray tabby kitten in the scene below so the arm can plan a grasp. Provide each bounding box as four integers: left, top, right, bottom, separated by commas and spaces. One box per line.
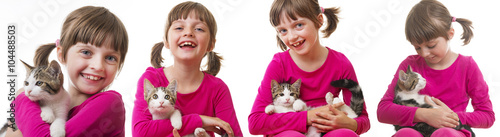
143, 79, 208, 137
393, 65, 474, 137
21, 60, 70, 137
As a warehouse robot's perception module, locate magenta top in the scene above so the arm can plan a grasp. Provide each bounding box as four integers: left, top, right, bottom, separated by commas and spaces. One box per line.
14, 90, 126, 136
248, 47, 370, 136
132, 67, 243, 137
377, 55, 495, 128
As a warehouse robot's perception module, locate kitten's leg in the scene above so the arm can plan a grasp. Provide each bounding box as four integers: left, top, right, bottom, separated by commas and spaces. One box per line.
305, 126, 321, 137
325, 92, 334, 105
293, 99, 307, 111
194, 127, 210, 137
40, 106, 55, 123
265, 105, 275, 114
171, 109, 183, 130
50, 118, 66, 137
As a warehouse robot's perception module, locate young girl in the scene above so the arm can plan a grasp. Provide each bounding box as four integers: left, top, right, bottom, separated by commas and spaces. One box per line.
9, 6, 128, 136
377, 0, 494, 137
248, 0, 370, 136
132, 1, 243, 137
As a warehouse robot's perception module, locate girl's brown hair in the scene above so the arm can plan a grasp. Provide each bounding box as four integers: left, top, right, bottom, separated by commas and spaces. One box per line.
406, 0, 473, 45
151, 1, 223, 76
270, 0, 340, 51
34, 6, 128, 70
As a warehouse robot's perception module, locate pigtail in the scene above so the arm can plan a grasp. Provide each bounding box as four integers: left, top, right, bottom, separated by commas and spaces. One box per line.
151, 42, 164, 68
204, 51, 223, 76
321, 7, 340, 38
455, 18, 474, 45
34, 43, 56, 67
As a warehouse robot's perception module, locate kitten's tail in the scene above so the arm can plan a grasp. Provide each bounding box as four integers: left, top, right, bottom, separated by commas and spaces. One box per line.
331, 79, 364, 116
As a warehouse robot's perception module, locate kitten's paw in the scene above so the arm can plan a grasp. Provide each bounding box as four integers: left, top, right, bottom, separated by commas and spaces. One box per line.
50, 121, 65, 137
265, 105, 275, 114
293, 100, 307, 111
325, 92, 334, 104
332, 97, 342, 104
194, 127, 208, 137
171, 118, 182, 130
40, 110, 55, 123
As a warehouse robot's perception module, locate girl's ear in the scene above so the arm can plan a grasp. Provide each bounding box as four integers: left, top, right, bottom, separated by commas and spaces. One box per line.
317, 14, 324, 27
56, 45, 66, 65
163, 37, 170, 49
208, 39, 216, 52
448, 28, 455, 40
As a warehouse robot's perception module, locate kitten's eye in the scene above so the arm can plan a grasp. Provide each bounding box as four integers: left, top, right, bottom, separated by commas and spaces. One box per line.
153, 94, 158, 99
24, 81, 29, 86
290, 93, 295, 96
279, 93, 284, 96
165, 95, 170, 100
35, 81, 43, 86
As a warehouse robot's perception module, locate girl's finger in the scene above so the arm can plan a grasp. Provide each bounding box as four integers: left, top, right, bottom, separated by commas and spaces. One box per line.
312, 118, 334, 126
328, 104, 343, 116
425, 96, 438, 107
204, 126, 223, 135
315, 112, 334, 120
218, 122, 234, 137
312, 123, 334, 131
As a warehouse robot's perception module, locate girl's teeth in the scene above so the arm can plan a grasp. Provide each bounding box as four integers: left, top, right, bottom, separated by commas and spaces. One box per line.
84, 74, 101, 81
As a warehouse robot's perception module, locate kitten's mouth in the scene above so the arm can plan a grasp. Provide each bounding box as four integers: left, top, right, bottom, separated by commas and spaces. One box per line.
179, 41, 197, 48
291, 40, 305, 47
81, 73, 103, 81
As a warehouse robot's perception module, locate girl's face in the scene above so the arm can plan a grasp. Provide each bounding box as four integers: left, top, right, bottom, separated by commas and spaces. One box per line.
275, 12, 322, 55
412, 36, 452, 66
165, 12, 212, 65
59, 41, 120, 95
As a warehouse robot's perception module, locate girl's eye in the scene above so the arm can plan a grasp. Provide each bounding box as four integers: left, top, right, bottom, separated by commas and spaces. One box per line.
296, 23, 303, 28
165, 95, 170, 100
279, 93, 284, 96
153, 94, 158, 99
175, 27, 183, 30
429, 44, 437, 49
195, 28, 204, 32
279, 29, 287, 34
414, 47, 421, 50
35, 81, 43, 86
80, 50, 92, 56
24, 81, 29, 86
105, 55, 118, 64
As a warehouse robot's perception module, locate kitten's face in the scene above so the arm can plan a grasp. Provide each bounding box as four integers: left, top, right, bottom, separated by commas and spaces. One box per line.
22, 60, 62, 101
398, 66, 426, 93
271, 79, 301, 107
144, 79, 177, 115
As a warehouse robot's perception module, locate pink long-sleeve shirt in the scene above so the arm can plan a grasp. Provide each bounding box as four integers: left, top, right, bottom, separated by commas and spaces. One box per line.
248, 47, 370, 136
132, 67, 243, 137
14, 90, 126, 136
377, 55, 495, 128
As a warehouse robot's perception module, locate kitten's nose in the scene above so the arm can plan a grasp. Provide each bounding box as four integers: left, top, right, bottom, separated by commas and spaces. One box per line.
286, 98, 290, 102
160, 101, 164, 105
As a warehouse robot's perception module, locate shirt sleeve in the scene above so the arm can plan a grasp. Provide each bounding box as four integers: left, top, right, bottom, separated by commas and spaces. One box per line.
132, 68, 203, 137
248, 54, 308, 135
377, 60, 420, 127
213, 81, 243, 136
456, 57, 495, 128
339, 59, 370, 135
14, 91, 126, 137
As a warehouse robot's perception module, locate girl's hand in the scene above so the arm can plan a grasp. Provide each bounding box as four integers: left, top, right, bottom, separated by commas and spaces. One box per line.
199, 115, 234, 137
415, 96, 460, 128
311, 103, 357, 133
307, 105, 331, 125
172, 128, 181, 137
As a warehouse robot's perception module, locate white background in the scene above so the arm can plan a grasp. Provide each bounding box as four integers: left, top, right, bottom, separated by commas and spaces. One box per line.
1, 0, 499, 136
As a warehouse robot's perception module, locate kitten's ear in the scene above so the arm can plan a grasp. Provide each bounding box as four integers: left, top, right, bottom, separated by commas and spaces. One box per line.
20, 60, 34, 74
167, 80, 178, 97
399, 70, 408, 82
271, 80, 279, 93
46, 60, 61, 77
292, 79, 301, 90
407, 65, 413, 73
144, 79, 155, 100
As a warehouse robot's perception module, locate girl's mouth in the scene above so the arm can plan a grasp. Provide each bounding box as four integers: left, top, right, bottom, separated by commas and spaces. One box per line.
81, 73, 103, 81
179, 41, 197, 48
291, 40, 305, 47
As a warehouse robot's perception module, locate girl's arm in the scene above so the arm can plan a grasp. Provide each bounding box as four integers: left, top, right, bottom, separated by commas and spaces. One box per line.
132, 70, 203, 137
458, 58, 495, 128
211, 82, 243, 136
248, 55, 308, 135
13, 91, 126, 136
377, 62, 420, 127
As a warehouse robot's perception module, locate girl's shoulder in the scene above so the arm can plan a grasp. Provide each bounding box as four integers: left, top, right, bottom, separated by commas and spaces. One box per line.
86, 90, 124, 104
202, 72, 228, 88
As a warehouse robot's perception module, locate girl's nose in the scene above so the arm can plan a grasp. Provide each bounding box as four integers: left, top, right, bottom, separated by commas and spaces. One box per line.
288, 31, 298, 42
421, 48, 431, 58
183, 29, 194, 37
90, 57, 104, 71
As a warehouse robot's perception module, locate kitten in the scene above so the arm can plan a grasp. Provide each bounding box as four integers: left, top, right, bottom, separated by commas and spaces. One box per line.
143, 79, 208, 137
265, 79, 307, 114
21, 60, 70, 137
393, 65, 474, 137
327, 79, 365, 118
